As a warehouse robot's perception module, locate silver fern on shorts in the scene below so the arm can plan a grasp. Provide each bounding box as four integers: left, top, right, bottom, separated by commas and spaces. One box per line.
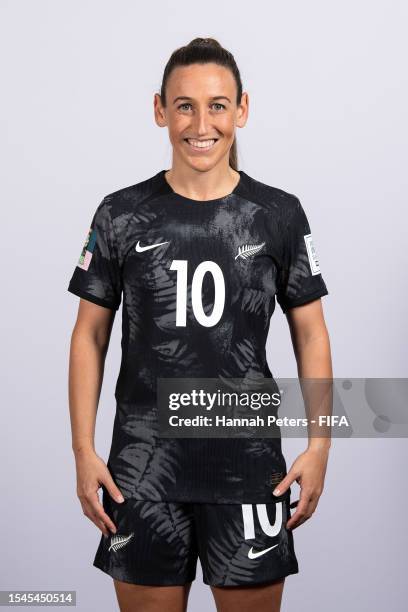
108, 532, 134, 552
235, 242, 265, 260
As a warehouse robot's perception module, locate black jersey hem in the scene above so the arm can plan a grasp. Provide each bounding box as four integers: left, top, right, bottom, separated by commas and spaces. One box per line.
280, 287, 329, 313
67, 284, 120, 311
111, 489, 291, 505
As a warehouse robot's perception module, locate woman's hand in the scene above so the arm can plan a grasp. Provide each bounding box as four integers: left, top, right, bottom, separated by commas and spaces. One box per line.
74, 448, 125, 537
272, 444, 330, 530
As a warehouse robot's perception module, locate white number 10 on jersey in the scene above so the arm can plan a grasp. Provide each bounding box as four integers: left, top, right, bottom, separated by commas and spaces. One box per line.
170, 260, 225, 327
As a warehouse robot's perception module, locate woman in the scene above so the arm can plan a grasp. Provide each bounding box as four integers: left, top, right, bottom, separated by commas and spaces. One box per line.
68, 37, 332, 612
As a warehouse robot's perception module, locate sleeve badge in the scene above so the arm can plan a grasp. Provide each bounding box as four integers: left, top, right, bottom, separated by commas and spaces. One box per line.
77, 227, 97, 271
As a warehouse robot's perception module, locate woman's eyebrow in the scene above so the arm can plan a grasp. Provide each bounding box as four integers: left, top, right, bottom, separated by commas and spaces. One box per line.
172, 95, 231, 104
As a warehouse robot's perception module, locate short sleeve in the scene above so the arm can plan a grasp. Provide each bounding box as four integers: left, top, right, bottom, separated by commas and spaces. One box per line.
67, 198, 122, 310
276, 196, 329, 313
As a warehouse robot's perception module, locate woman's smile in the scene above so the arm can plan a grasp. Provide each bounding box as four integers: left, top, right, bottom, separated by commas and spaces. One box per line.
184, 137, 219, 152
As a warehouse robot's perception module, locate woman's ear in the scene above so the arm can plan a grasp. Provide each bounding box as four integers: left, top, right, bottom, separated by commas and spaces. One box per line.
236, 91, 249, 128
153, 93, 168, 127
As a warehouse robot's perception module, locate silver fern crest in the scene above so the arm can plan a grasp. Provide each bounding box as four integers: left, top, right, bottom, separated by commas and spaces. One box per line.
235, 242, 265, 260
108, 532, 134, 552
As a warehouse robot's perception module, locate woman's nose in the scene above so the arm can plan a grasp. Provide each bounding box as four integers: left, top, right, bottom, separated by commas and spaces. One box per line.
192, 109, 211, 136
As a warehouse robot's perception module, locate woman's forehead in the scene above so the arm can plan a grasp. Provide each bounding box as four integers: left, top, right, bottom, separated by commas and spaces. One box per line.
166, 64, 236, 97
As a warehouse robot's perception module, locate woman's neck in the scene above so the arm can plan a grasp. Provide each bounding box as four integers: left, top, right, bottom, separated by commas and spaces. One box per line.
164, 163, 240, 201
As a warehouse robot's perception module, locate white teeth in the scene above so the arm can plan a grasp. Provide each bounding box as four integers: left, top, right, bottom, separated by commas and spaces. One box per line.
186, 139, 217, 149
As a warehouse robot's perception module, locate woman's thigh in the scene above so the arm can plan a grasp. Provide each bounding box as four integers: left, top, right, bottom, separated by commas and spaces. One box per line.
113, 580, 192, 612
210, 578, 285, 612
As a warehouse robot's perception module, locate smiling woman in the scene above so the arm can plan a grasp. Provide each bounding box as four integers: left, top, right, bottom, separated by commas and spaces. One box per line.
68, 36, 331, 612
153, 39, 247, 201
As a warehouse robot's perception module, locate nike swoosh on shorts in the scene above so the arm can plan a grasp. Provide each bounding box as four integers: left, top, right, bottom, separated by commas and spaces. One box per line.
247, 543, 279, 559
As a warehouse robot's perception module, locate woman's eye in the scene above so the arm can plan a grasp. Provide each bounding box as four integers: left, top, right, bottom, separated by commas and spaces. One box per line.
177, 102, 226, 111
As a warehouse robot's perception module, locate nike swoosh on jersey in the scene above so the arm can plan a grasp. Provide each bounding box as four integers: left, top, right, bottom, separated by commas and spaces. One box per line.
135, 240, 169, 252
247, 543, 279, 559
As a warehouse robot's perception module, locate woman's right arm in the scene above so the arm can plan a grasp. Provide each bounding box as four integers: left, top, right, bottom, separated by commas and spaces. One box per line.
68, 298, 124, 537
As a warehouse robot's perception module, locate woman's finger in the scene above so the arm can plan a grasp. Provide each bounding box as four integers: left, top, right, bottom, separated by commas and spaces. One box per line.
80, 490, 118, 534
87, 490, 118, 534
286, 488, 314, 529
101, 477, 125, 504
95, 517, 110, 538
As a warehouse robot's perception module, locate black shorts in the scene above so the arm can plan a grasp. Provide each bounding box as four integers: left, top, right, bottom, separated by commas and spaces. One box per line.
93, 487, 299, 587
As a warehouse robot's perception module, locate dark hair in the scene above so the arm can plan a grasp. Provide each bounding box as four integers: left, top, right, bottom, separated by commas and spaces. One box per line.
159, 37, 243, 171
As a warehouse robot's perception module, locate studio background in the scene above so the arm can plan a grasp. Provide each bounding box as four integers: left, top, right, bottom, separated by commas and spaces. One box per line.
1, 1, 406, 610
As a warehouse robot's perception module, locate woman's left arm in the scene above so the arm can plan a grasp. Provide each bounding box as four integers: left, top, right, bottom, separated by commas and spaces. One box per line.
273, 298, 333, 530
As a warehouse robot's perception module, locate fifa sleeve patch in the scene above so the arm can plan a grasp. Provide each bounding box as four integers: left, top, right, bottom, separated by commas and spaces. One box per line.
77, 227, 97, 271
304, 233, 321, 275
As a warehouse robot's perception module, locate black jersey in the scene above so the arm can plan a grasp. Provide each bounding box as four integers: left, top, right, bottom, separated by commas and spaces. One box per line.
68, 169, 329, 503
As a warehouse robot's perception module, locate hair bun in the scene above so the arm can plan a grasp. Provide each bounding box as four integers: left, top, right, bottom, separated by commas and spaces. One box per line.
188, 37, 221, 48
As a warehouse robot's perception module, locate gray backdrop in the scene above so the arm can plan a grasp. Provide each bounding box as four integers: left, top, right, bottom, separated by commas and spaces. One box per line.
1, 0, 406, 610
